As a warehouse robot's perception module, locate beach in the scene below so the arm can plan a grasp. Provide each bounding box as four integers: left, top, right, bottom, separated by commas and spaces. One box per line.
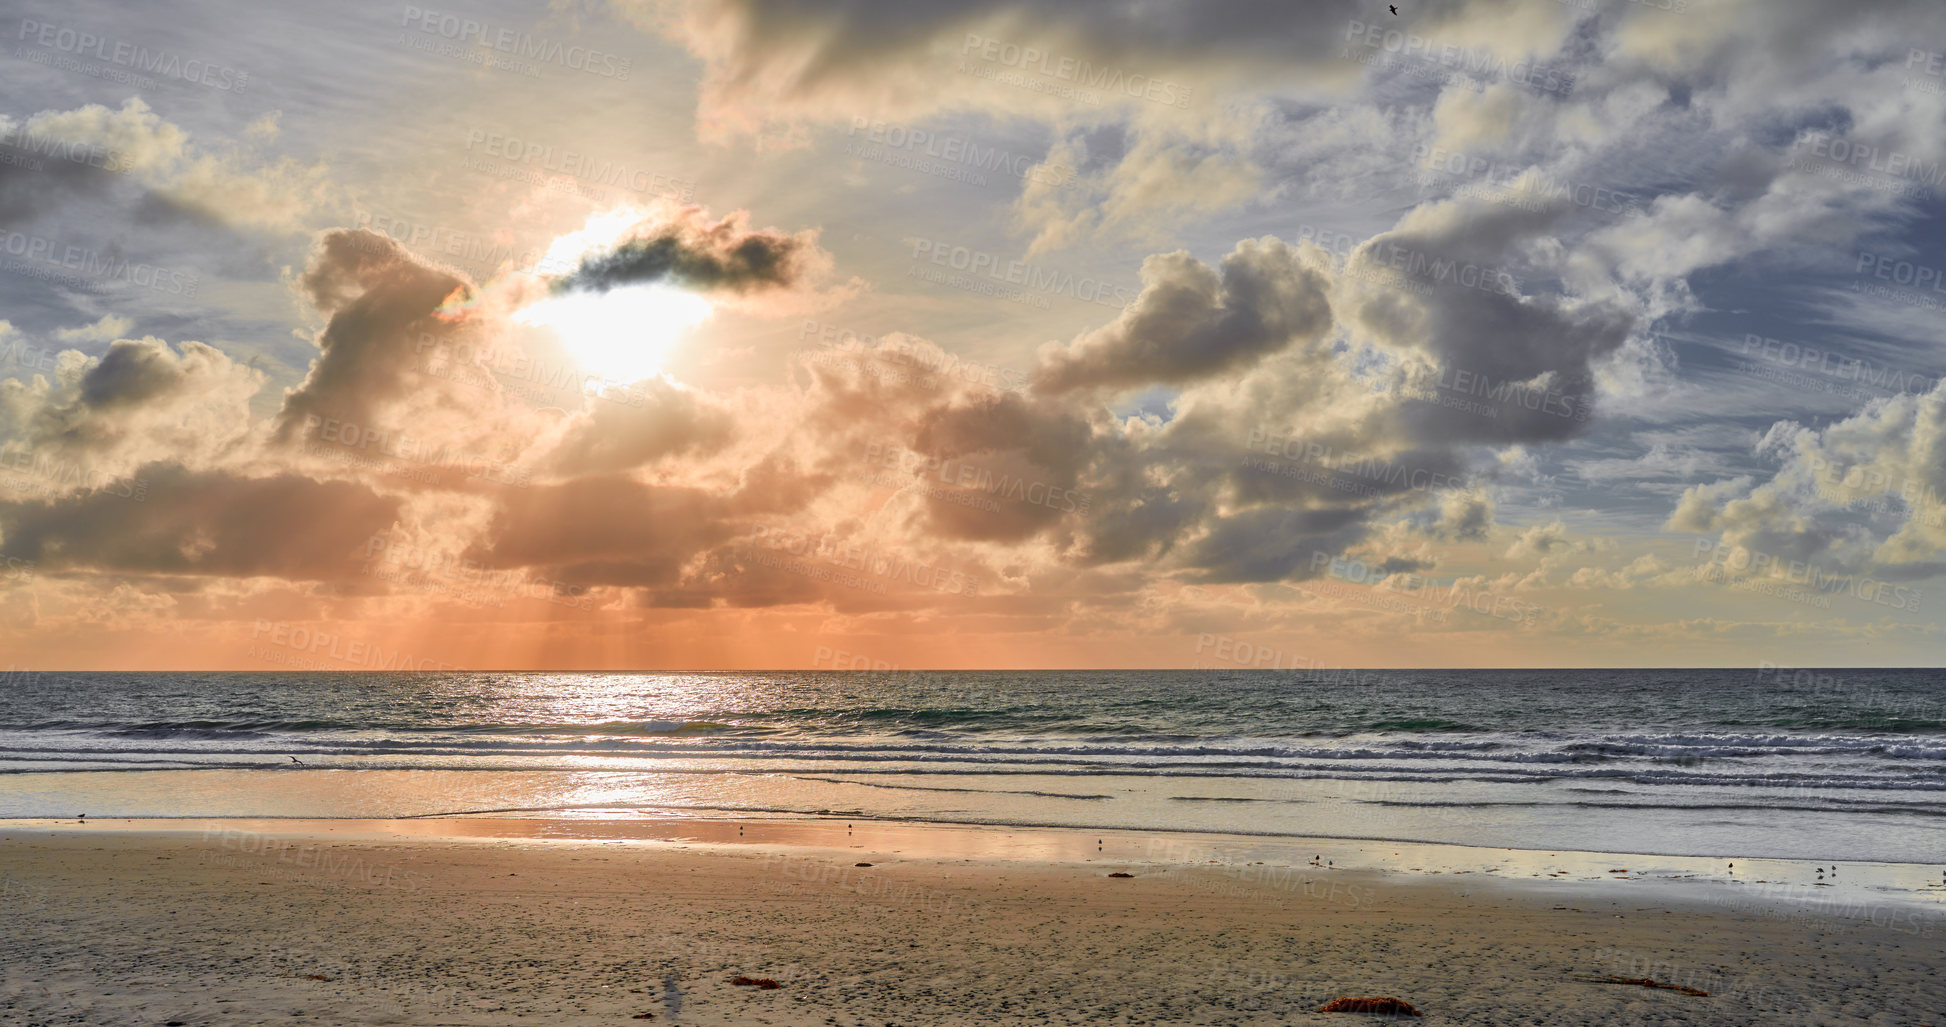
1, 818, 1940, 1026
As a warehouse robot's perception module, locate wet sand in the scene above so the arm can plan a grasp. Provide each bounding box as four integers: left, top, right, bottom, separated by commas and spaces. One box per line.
0, 818, 1940, 1025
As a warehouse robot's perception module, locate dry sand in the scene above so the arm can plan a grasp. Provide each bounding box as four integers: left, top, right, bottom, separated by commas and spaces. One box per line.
0, 819, 1939, 1026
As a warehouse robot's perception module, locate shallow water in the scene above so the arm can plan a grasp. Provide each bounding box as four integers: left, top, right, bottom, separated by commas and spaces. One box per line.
2, 669, 1942, 863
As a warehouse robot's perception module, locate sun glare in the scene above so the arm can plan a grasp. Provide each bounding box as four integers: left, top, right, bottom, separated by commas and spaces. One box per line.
512, 284, 714, 384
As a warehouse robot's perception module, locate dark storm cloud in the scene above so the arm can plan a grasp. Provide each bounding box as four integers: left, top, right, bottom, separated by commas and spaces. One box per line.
560, 229, 796, 294
553, 209, 820, 297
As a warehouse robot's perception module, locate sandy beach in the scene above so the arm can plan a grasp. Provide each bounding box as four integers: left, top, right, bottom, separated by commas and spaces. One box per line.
1, 819, 1939, 1026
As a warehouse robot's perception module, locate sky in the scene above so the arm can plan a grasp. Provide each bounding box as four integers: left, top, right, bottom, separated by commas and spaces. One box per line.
1, 0, 1944, 670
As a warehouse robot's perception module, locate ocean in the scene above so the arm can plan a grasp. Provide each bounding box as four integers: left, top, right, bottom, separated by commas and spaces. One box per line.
2, 669, 1943, 865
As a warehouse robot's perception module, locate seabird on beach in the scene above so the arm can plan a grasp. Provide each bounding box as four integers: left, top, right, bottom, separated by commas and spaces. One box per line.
289, 756, 302, 764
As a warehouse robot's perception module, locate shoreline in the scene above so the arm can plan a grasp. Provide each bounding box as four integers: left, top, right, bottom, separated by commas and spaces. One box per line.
1, 817, 1941, 1024
10, 762, 1943, 865
8, 814, 1943, 928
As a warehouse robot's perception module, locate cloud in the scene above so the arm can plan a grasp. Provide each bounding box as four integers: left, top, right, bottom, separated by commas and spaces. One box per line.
1433, 489, 1495, 542
1034, 236, 1333, 394
270, 229, 477, 445
11, 0, 1946, 666
539, 378, 736, 476
53, 314, 133, 345
462, 476, 734, 589
0, 337, 262, 480
0, 98, 330, 232
633, 0, 1575, 138
1670, 385, 1946, 579
1341, 196, 1636, 446
0, 463, 400, 580
553, 206, 829, 297
1503, 519, 1594, 563
1182, 504, 1372, 585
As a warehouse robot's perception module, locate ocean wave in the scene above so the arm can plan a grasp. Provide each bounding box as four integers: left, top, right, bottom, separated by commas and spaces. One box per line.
5, 751, 1944, 795
3, 729, 1943, 771
789, 775, 1112, 799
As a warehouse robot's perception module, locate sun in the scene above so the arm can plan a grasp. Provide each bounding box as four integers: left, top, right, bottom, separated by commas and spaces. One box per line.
513, 283, 713, 384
